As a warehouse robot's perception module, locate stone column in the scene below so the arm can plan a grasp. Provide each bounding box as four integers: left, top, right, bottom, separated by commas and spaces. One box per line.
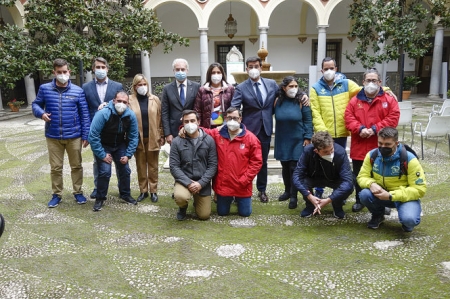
259, 26, 269, 53
317, 25, 329, 68
141, 50, 152, 93
24, 74, 36, 108
199, 28, 209, 85
85, 71, 93, 83
429, 24, 444, 99
0, 88, 4, 112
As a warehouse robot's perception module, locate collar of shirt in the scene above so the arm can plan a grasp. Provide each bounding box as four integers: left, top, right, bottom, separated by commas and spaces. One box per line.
177, 80, 187, 88
95, 78, 109, 85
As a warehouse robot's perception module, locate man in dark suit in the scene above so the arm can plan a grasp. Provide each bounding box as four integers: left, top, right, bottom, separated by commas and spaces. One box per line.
231, 56, 279, 203
83, 57, 123, 198
161, 58, 200, 145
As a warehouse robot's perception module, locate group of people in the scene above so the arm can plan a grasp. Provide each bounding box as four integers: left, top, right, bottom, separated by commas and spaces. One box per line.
31, 55, 427, 232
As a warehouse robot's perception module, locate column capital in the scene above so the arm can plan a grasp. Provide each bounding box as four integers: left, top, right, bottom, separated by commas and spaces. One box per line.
317, 25, 329, 29
258, 26, 270, 32
198, 28, 209, 33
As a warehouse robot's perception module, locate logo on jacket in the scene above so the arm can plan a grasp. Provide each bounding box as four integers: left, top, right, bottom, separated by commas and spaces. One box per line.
319, 88, 327, 95
391, 165, 400, 175
240, 143, 245, 149
382, 102, 388, 108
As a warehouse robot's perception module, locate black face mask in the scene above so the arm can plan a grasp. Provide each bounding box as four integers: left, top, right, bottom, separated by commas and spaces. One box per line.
379, 146, 394, 157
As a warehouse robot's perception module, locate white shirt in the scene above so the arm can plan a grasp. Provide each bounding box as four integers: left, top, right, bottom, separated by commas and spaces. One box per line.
176, 80, 187, 100
253, 79, 267, 103
95, 78, 109, 103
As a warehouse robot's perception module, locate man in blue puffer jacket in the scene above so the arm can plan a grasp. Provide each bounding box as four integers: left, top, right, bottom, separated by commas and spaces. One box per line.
32, 58, 90, 208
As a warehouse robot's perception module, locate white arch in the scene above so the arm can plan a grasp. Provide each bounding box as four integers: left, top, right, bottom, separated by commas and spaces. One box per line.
145, 0, 207, 28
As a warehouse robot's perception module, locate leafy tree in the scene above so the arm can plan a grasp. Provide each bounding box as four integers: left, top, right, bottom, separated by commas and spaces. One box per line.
345, 0, 434, 69
23, 0, 189, 79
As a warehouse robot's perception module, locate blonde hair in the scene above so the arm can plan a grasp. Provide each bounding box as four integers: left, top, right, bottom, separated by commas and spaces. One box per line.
131, 74, 151, 97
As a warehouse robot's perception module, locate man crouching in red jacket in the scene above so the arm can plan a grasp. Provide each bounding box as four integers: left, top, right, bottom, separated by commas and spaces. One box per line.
204, 107, 262, 216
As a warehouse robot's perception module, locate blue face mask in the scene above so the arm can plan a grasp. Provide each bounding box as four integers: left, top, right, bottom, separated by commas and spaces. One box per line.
95, 69, 107, 80
174, 71, 187, 81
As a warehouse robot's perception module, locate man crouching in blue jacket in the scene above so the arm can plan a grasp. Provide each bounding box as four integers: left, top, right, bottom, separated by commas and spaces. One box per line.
32, 58, 90, 208
293, 131, 353, 218
88, 91, 139, 211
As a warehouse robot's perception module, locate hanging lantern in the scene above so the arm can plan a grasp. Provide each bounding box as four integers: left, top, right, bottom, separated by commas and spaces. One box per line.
224, 2, 237, 39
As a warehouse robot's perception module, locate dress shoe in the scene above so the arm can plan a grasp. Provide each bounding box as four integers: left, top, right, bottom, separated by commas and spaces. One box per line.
258, 191, 269, 203
121, 195, 138, 205
177, 207, 187, 220
93, 199, 104, 212
150, 193, 158, 203
278, 192, 290, 201
90, 189, 97, 199
288, 198, 298, 209
352, 203, 364, 212
137, 192, 149, 202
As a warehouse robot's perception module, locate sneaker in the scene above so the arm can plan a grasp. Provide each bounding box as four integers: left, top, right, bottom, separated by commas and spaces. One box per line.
278, 192, 290, 201
177, 207, 187, 221
401, 224, 413, 232
48, 194, 61, 208
74, 194, 87, 205
121, 196, 137, 205
288, 198, 298, 209
93, 199, 104, 212
367, 215, 385, 229
352, 203, 364, 212
300, 206, 315, 218
333, 207, 345, 219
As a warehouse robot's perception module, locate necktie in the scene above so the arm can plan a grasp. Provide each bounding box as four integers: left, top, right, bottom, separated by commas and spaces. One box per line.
180, 83, 185, 106
254, 82, 264, 106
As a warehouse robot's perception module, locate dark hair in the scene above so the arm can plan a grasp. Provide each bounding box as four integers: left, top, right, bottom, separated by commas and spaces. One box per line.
181, 109, 199, 120
92, 57, 109, 69
114, 90, 129, 100
311, 131, 334, 150
205, 62, 228, 85
246, 56, 262, 67
363, 68, 381, 81
225, 106, 242, 117
278, 76, 303, 106
378, 127, 398, 141
321, 57, 337, 69
53, 58, 69, 69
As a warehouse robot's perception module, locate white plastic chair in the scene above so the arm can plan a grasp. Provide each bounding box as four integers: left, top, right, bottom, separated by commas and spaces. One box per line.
397, 101, 413, 143
413, 115, 450, 159
441, 106, 450, 116
430, 99, 450, 118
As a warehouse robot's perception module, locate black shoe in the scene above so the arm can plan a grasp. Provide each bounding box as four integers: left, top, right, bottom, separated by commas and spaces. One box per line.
258, 191, 269, 203
121, 196, 137, 205
288, 198, 298, 209
177, 207, 187, 220
384, 207, 391, 215
278, 192, 290, 201
172, 193, 175, 199
150, 193, 158, 203
93, 199, 104, 212
367, 215, 385, 229
137, 192, 149, 202
0, 213, 5, 238
90, 189, 97, 199
333, 206, 345, 219
352, 203, 364, 212
300, 206, 315, 218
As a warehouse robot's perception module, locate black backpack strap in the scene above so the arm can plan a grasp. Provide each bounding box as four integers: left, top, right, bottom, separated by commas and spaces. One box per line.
399, 144, 408, 179
369, 149, 378, 178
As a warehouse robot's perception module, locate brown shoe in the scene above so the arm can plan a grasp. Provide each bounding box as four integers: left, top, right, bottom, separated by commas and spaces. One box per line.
258, 191, 269, 203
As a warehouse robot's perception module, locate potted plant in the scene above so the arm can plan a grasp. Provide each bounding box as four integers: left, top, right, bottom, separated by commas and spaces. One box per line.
402, 75, 421, 100
7, 99, 25, 112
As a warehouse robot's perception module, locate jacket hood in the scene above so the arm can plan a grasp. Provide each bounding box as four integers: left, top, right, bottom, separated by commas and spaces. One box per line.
318, 74, 345, 89
219, 123, 247, 139
202, 81, 229, 92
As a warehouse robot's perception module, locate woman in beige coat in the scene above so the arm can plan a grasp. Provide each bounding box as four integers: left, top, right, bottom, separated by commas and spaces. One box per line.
129, 74, 165, 202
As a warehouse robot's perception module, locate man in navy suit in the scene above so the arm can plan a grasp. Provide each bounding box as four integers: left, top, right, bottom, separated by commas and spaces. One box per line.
231, 56, 279, 203
161, 58, 200, 145
83, 57, 123, 198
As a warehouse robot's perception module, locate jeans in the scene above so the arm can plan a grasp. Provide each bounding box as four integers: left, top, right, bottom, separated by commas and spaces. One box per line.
359, 189, 421, 229
216, 194, 252, 217
95, 143, 131, 199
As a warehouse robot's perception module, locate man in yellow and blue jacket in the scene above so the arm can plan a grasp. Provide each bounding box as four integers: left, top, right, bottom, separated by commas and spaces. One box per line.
357, 127, 426, 232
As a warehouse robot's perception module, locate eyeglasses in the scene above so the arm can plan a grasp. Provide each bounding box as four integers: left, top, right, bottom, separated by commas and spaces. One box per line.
364, 79, 380, 83
226, 116, 240, 122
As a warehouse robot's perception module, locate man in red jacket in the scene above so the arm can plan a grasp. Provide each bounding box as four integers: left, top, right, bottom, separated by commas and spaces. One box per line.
345, 68, 400, 213
204, 107, 262, 217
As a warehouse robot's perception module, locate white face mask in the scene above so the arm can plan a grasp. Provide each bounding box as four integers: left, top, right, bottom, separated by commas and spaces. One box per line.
323, 70, 336, 82
286, 88, 298, 98
115, 102, 127, 114
211, 74, 222, 85
321, 152, 334, 163
95, 69, 107, 80
248, 68, 260, 80
56, 74, 70, 84
136, 86, 148, 96
227, 119, 240, 131
184, 122, 198, 135
364, 82, 379, 95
